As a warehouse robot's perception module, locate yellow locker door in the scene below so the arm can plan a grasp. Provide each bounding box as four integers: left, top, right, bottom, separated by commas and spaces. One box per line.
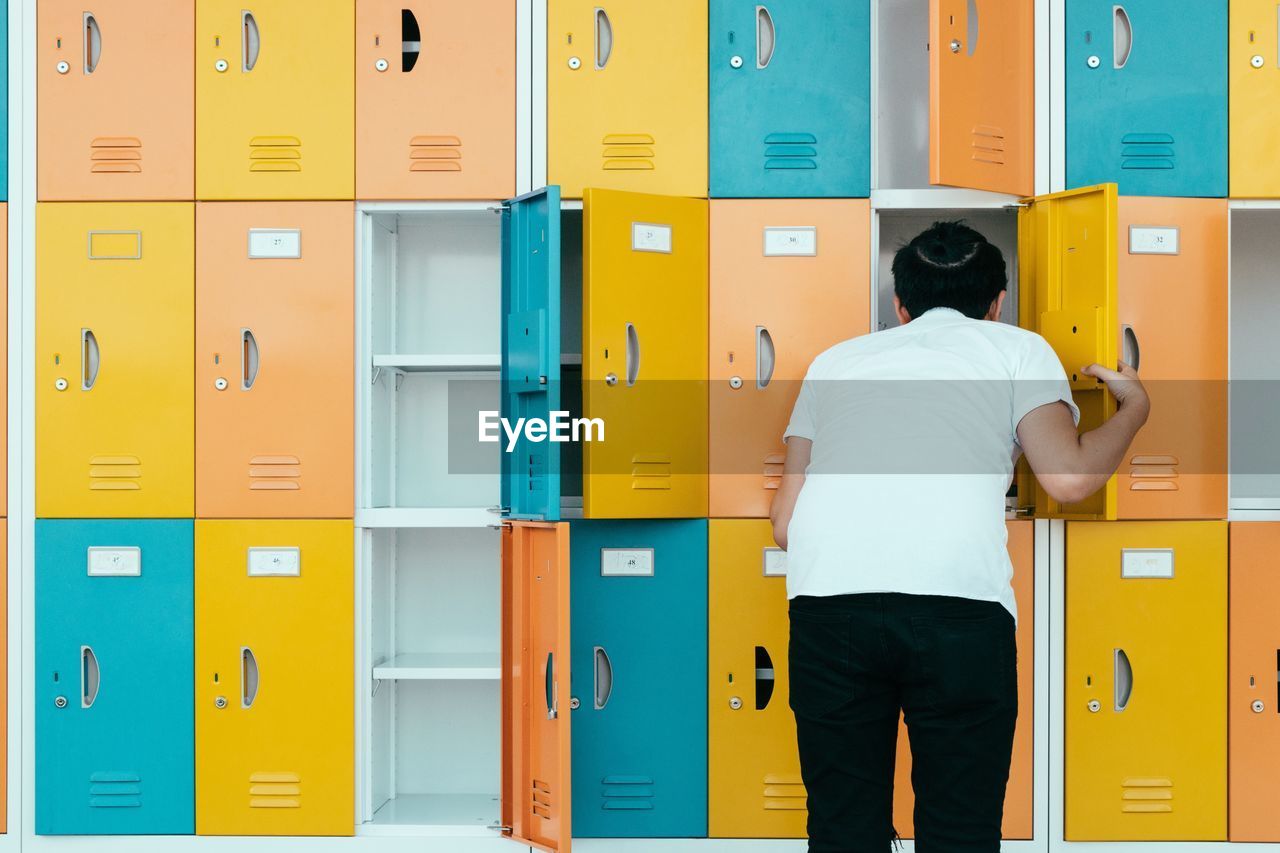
708, 519, 804, 838
36, 202, 195, 518
1065, 521, 1227, 841
1230, 0, 1280, 197
583, 189, 708, 518
548, 0, 708, 198
1017, 184, 1119, 519
195, 0, 355, 200
195, 519, 354, 836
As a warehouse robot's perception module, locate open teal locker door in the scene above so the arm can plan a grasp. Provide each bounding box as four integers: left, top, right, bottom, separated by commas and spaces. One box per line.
35, 519, 194, 835
502, 187, 563, 520
1066, 0, 1227, 197
709, 0, 871, 198
570, 519, 708, 836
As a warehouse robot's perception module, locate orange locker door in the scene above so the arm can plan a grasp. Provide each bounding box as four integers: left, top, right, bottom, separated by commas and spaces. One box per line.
891, 519, 1035, 839
356, 0, 516, 200
709, 200, 870, 518
195, 202, 354, 518
1229, 522, 1280, 841
930, 0, 1033, 195
502, 521, 571, 852
37, 0, 195, 200
1116, 199, 1227, 520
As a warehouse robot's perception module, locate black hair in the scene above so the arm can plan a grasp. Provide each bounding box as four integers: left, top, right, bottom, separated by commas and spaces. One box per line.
891, 220, 1007, 321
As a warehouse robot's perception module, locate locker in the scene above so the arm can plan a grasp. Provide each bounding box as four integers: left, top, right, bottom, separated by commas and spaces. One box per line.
891, 519, 1035, 839
0, 0, 9, 201
0, 204, 6, 516
1066, 0, 1228, 197
548, 0, 708, 199
356, 0, 516, 200
1231, 0, 1280, 196
583, 189, 708, 519
570, 519, 707, 837
37, 0, 194, 201
35, 519, 194, 835
1228, 522, 1280, 841
195, 202, 354, 518
708, 519, 802, 838
35, 202, 195, 518
1116, 199, 1227, 520
195, 0, 355, 200
708, 0, 871, 198
501, 521, 571, 853
194, 519, 353, 835
1065, 521, 1227, 841
709, 200, 870, 518
0, 520, 7, 835
1017, 184, 1118, 519
930, 0, 1034, 195
502, 187, 563, 520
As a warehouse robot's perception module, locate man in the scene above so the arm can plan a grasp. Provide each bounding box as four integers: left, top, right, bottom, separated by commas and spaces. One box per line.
770, 221, 1149, 852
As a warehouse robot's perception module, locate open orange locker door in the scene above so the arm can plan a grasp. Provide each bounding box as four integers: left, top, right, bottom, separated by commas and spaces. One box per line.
502, 521, 571, 852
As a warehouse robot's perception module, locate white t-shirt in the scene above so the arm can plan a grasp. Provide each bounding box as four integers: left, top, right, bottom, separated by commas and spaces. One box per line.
782, 307, 1080, 621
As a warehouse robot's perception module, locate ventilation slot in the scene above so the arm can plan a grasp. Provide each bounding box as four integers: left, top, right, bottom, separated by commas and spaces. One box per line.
90, 137, 142, 174
762, 452, 785, 491
1129, 454, 1179, 492
763, 132, 817, 171
631, 454, 671, 491
1121, 777, 1173, 813
600, 775, 655, 811
249, 455, 301, 491
410, 135, 462, 172
249, 137, 302, 173
762, 773, 807, 811
971, 125, 1006, 165
89, 456, 141, 491
1120, 133, 1175, 171
532, 779, 553, 821
249, 772, 301, 809
602, 134, 655, 171
89, 772, 142, 809
525, 451, 547, 497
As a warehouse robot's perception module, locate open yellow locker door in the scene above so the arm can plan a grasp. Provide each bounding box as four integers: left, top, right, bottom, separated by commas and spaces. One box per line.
1017, 184, 1119, 519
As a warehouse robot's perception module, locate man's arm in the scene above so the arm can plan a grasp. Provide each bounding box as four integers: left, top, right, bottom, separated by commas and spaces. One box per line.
770, 436, 812, 550
1016, 361, 1150, 505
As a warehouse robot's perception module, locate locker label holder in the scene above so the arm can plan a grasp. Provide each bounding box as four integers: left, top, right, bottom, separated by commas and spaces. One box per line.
763, 227, 817, 257
1128, 226, 1179, 255
631, 222, 672, 253
247, 228, 302, 259
86, 230, 141, 260
87, 546, 141, 577
1120, 548, 1174, 579
600, 547, 654, 576
247, 547, 301, 577
763, 547, 787, 576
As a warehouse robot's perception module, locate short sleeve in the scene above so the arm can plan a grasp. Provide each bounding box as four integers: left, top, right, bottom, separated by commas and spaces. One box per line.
1012, 334, 1081, 434
783, 369, 818, 442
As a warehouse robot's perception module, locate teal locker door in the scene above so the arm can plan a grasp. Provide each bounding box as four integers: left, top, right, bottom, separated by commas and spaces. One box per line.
502, 186, 563, 520
1066, 0, 1227, 196
35, 519, 195, 835
570, 519, 708, 836
709, 0, 871, 198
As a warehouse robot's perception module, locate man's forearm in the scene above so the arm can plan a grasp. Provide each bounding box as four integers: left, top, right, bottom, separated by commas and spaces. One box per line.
1072, 401, 1150, 492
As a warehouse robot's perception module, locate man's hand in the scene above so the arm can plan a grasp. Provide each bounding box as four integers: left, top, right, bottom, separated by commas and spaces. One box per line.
1081, 360, 1150, 417
770, 436, 812, 550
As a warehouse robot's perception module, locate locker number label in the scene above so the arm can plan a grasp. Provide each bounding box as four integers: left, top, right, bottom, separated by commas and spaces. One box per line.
631, 222, 673, 254
763, 548, 788, 577
87, 547, 142, 577
1128, 226, 1179, 256
763, 227, 817, 257
247, 547, 301, 577
248, 229, 302, 259
1121, 548, 1174, 579
600, 548, 654, 577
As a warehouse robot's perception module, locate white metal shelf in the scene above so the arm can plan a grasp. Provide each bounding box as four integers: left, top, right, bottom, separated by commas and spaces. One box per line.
372, 354, 501, 373
359, 793, 500, 838
373, 654, 500, 681
871, 187, 1022, 211
356, 508, 498, 529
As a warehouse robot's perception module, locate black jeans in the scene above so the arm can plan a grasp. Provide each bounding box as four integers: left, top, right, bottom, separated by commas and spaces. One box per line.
788, 592, 1018, 853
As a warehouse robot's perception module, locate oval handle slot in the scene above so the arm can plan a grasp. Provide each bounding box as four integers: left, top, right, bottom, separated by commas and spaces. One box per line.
241, 328, 260, 391
83, 13, 103, 74
545, 651, 558, 719
625, 322, 640, 387
755, 646, 775, 710
756, 326, 775, 389
594, 7, 613, 69
1113, 5, 1133, 69
1114, 648, 1133, 711
81, 329, 100, 391
756, 6, 776, 68
241, 646, 260, 708
966, 0, 979, 55
1122, 324, 1140, 372
242, 11, 261, 72
81, 645, 100, 709
593, 646, 614, 710
401, 8, 421, 72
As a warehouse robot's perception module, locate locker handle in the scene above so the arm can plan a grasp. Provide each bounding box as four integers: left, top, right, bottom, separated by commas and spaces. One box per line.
1113, 5, 1132, 69
545, 652, 558, 719
756, 326, 775, 389
1114, 648, 1133, 711
594, 7, 613, 70
593, 646, 614, 709
625, 322, 640, 387
966, 0, 979, 56
242, 10, 261, 72
755, 646, 775, 710
81, 329, 100, 391
241, 328, 260, 391
241, 647, 259, 709
81, 646, 100, 709
401, 8, 421, 72
83, 12, 102, 74
1121, 324, 1140, 372
755, 6, 775, 69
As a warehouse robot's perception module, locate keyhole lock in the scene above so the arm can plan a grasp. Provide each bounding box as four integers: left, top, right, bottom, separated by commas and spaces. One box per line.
54, 696, 68, 709
950, 39, 962, 53
54, 378, 68, 391
729, 696, 743, 710
1253, 699, 1266, 713
1252, 55, 1265, 68
215, 696, 228, 709
604, 373, 618, 386
375, 58, 389, 72
570, 697, 581, 710
56, 61, 70, 74
1087, 699, 1101, 713
1087, 55, 1101, 68
729, 376, 744, 390
567, 56, 582, 70
215, 59, 229, 72
214, 377, 229, 391
730, 55, 744, 68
